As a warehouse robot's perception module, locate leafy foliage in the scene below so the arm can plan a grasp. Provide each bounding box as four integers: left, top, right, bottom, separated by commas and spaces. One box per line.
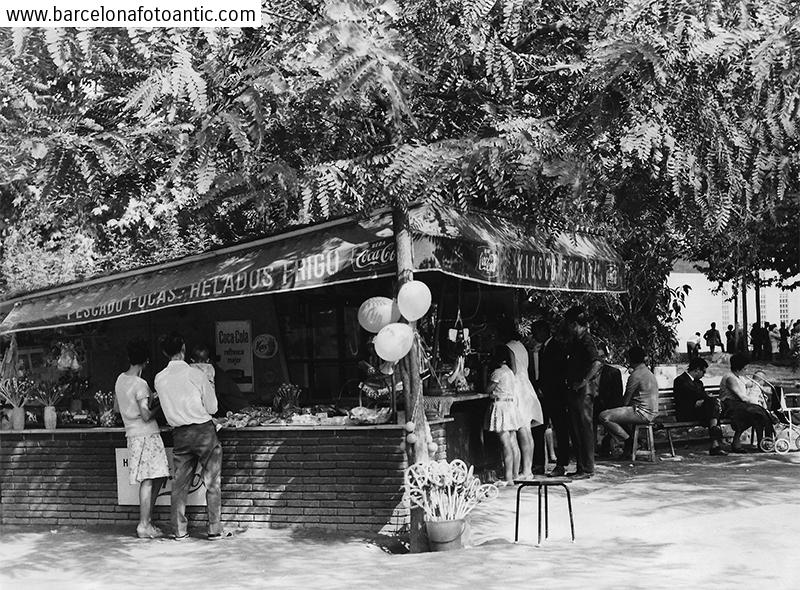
1, 1, 798, 359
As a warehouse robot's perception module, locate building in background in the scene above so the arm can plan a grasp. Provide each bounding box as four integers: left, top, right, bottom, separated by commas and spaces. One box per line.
669, 260, 800, 352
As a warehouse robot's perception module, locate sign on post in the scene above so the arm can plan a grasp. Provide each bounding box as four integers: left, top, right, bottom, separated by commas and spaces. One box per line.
115, 448, 207, 506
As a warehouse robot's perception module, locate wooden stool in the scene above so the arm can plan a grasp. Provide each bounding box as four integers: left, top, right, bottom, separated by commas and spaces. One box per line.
513, 477, 575, 545
631, 424, 658, 462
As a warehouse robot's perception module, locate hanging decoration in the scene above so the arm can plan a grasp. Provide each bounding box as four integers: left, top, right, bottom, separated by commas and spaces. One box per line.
374, 323, 414, 362
397, 280, 432, 322
357, 297, 401, 333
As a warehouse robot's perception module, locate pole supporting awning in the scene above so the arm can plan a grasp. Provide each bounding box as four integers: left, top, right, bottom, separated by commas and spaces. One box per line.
0, 204, 626, 334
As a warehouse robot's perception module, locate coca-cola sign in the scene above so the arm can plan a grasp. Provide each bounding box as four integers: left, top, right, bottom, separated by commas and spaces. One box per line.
352, 239, 396, 272
476, 246, 499, 277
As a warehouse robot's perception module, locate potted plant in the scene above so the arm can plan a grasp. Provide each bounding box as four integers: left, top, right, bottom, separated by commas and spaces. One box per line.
0, 379, 33, 430
404, 459, 498, 551
34, 382, 69, 430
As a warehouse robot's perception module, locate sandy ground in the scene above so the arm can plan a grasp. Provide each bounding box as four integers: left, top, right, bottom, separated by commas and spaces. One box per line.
2, 444, 800, 590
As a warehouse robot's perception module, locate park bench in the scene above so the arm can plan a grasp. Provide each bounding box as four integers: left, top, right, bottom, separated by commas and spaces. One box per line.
643, 384, 727, 459
640, 382, 800, 459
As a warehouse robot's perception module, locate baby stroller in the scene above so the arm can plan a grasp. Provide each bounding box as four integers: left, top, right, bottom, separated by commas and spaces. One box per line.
758, 382, 800, 454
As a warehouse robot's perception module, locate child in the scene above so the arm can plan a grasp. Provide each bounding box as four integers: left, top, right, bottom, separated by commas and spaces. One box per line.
486, 344, 521, 486
190, 344, 216, 390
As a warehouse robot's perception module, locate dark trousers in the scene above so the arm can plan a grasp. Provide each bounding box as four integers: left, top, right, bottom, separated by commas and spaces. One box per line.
172, 421, 223, 536
532, 423, 546, 469
678, 397, 722, 426
568, 388, 595, 474
540, 391, 570, 467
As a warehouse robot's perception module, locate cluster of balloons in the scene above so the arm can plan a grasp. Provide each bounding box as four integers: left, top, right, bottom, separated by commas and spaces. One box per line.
357, 280, 432, 362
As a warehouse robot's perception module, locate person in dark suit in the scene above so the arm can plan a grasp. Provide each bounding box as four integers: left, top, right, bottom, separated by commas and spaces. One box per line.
673, 357, 726, 455
530, 320, 571, 477
563, 306, 602, 479
594, 343, 624, 457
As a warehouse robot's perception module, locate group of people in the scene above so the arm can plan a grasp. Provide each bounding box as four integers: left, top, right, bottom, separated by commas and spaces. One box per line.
675, 354, 782, 453
750, 320, 800, 363
485, 306, 660, 483
689, 319, 800, 367
483, 306, 796, 484
115, 334, 233, 540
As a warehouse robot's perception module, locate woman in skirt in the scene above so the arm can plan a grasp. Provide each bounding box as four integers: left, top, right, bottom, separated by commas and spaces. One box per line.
115, 339, 170, 538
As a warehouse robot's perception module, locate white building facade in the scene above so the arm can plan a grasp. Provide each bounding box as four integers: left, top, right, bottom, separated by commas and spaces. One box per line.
669, 261, 800, 350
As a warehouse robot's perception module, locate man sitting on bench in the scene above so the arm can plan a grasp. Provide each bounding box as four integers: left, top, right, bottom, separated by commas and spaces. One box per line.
598, 346, 659, 457
673, 358, 727, 456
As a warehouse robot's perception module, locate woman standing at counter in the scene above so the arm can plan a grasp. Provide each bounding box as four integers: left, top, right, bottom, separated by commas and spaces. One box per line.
115, 339, 170, 539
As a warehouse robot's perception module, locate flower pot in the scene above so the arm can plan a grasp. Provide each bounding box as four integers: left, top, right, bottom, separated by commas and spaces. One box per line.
44, 405, 57, 430
11, 407, 25, 430
426, 519, 466, 551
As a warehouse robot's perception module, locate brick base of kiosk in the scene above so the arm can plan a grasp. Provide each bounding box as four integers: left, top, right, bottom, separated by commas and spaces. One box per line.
1, 423, 449, 534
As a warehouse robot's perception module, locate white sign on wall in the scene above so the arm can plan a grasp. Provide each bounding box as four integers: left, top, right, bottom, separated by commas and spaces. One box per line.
215, 320, 254, 392
115, 448, 207, 506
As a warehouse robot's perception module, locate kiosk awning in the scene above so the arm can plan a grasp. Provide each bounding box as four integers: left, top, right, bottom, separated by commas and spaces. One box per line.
0, 204, 626, 333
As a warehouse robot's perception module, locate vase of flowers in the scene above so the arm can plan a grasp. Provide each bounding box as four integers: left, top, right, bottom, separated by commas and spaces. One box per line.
273, 383, 302, 413
404, 459, 498, 551
34, 382, 69, 430
0, 379, 33, 430
94, 390, 117, 427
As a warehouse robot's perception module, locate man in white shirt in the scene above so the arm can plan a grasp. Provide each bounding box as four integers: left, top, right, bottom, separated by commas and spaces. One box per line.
155, 332, 229, 540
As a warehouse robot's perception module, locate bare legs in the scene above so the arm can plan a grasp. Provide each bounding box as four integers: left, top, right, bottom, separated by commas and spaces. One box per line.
516, 425, 533, 478
138, 477, 166, 537
499, 430, 521, 482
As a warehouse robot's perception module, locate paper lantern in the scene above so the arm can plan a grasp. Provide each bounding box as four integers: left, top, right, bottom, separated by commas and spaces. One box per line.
374, 323, 414, 362
397, 280, 432, 322
357, 297, 401, 333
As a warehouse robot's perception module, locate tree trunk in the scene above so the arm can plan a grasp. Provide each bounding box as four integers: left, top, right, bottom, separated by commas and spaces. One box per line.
392, 204, 430, 553
741, 277, 749, 352
733, 284, 739, 350
754, 275, 762, 326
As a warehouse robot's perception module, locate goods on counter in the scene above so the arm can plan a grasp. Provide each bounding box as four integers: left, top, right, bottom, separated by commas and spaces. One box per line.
374, 323, 414, 362
215, 404, 376, 428
358, 297, 401, 333
348, 406, 392, 425
397, 280, 432, 322
59, 410, 98, 426
446, 356, 471, 392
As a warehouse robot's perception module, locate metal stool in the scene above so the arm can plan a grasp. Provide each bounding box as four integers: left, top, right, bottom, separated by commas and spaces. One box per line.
513, 477, 575, 545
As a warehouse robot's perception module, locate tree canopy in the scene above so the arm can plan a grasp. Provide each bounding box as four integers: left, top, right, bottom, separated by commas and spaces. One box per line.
1, 0, 798, 356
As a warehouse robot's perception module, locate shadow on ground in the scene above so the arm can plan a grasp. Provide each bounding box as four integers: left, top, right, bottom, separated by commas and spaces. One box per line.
2, 446, 800, 590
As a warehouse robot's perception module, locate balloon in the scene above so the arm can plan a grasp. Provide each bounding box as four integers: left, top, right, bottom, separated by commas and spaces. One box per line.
397, 280, 432, 322
404, 421, 416, 433
374, 323, 414, 362
406, 433, 418, 444
427, 442, 438, 453
357, 297, 401, 333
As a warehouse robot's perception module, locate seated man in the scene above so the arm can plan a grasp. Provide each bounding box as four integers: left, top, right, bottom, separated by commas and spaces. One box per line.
598, 346, 659, 456
673, 358, 726, 455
